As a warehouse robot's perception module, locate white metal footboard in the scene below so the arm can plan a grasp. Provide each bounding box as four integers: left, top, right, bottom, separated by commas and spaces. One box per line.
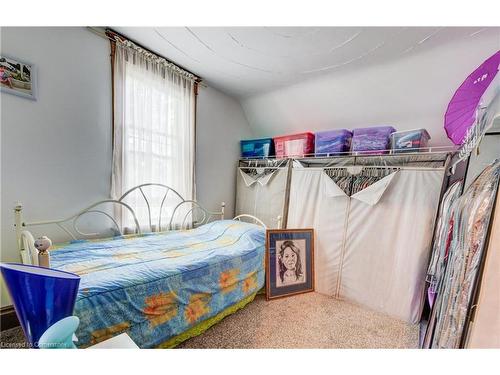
14, 183, 226, 266
18, 230, 37, 266
14, 199, 141, 266
13, 183, 269, 267
232, 214, 268, 228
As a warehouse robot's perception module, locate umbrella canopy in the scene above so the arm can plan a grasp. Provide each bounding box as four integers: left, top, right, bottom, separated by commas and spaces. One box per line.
445, 50, 500, 145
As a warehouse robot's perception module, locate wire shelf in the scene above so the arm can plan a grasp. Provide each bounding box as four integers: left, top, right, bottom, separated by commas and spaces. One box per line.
239, 146, 458, 168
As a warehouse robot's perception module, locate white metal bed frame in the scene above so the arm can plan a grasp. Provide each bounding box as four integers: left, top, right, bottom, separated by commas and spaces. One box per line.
14, 183, 266, 266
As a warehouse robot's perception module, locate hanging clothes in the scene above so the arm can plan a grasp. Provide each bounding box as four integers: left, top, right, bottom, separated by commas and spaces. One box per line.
430, 160, 500, 348
426, 180, 464, 308
287, 166, 444, 323
235, 166, 289, 228
466, 190, 500, 348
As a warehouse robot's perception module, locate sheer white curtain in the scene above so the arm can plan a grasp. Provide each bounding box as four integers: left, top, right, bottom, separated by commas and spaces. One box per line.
111, 41, 196, 230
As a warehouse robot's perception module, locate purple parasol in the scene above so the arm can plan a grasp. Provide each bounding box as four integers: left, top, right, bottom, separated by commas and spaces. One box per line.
444, 50, 500, 145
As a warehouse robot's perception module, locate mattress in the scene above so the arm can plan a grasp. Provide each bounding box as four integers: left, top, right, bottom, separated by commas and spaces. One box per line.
50, 220, 265, 348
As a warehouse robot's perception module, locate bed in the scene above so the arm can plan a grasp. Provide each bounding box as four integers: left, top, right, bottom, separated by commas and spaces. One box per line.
14, 184, 267, 348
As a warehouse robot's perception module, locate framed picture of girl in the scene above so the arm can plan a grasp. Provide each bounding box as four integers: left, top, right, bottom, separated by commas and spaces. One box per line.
265, 229, 314, 300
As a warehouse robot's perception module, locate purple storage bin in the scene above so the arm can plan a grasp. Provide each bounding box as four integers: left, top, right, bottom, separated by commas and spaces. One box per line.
315, 129, 352, 156
352, 126, 396, 154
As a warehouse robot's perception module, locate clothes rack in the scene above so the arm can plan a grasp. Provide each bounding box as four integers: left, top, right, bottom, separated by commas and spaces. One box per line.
423, 160, 500, 348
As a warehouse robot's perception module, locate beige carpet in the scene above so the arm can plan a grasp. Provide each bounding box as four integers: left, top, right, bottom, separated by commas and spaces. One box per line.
177, 292, 419, 349
1, 292, 419, 349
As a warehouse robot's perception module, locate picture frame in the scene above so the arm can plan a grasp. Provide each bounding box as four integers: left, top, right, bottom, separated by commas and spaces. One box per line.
265, 229, 314, 300
0, 55, 37, 100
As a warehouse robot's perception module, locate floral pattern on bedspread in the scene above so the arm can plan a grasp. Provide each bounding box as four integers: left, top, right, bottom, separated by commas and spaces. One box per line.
50, 220, 265, 348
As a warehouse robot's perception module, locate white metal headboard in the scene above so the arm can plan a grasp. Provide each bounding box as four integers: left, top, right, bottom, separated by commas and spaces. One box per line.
117, 183, 225, 232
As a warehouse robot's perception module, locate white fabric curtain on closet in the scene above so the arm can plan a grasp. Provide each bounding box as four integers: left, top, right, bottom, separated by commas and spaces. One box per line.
111, 40, 196, 230
235, 167, 289, 228
288, 167, 443, 323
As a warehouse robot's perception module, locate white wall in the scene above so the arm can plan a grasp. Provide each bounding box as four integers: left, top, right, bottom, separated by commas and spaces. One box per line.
195, 85, 254, 218
241, 31, 500, 146
0, 27, 113, 307
0, 27, 252, 307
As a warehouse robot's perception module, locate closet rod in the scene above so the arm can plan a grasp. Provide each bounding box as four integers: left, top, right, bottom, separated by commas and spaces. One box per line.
238, 166, 288, 170
302, 166, 446, 171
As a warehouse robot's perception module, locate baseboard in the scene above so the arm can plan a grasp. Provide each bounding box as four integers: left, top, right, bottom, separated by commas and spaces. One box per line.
0, 305, 20, 331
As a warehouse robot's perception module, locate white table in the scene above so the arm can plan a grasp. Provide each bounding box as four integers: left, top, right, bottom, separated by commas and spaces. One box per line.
88, 333, 139, 349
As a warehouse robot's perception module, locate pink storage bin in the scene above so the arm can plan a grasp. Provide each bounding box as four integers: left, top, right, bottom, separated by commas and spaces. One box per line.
273, 132, 315, 158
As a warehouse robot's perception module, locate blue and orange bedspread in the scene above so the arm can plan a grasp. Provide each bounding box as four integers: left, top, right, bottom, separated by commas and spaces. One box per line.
50, 220, 265, 348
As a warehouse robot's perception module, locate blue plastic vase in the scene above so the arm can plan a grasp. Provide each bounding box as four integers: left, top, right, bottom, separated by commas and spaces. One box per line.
0, 263, 80, 348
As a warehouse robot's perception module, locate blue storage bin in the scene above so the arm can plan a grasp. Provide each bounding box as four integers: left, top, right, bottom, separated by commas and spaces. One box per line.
240, 138, 274, 158
315, 129, 352, 156
390, 129, 431, 153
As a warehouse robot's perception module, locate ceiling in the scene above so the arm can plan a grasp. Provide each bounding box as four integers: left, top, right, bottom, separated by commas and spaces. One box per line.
114, 27, 498, 98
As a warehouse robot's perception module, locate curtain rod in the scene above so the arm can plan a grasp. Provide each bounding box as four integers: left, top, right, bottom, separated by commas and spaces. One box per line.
87, 26, 205, 86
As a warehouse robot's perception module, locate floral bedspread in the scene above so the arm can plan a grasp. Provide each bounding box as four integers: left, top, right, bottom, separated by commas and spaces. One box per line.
50, 220, 265, 348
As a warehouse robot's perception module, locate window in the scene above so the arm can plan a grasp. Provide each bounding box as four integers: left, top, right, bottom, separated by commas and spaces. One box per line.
111, 39, 196, 230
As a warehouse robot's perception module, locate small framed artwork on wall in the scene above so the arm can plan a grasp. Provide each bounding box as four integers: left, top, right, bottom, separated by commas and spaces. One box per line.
0, 55, 37, 100
265, 229, 314, 300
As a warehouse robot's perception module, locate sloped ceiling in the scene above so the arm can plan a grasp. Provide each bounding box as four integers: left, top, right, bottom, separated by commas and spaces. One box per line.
115, 27, 500, 146
115, 27, 496, 98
